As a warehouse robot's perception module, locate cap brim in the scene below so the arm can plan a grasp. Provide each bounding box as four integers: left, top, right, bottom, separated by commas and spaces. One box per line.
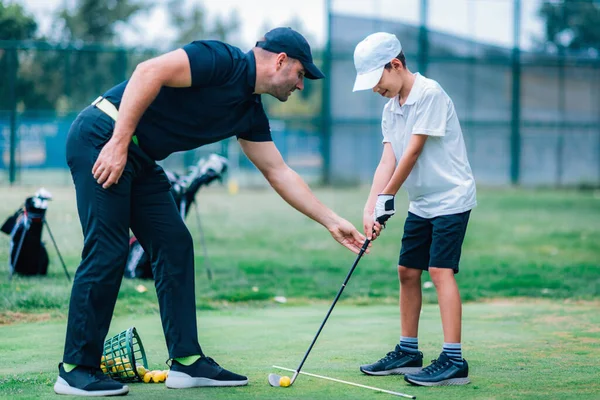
302, 61, 325, 80
352, 67, 384, 92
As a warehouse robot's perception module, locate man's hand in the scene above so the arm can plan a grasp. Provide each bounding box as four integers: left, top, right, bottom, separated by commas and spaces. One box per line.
92, 139, 128, 189
363, 210, 383, 241
374, 194, 395, 226
328, 217, 369, 255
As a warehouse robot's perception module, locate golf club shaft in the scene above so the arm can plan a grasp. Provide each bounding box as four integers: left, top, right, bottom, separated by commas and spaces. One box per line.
291, 239, 371, 383
193, 201, 213, 281
274, 365, 415, 399
9, 223, 28, 280
44, 220, 71, 282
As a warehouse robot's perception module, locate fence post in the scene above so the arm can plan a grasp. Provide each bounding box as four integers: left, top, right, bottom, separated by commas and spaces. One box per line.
321, 0, 333, 185
510, 0, 521, 185
556, 45, 566, 187
418, 0, 429, 75
8, 47, 18, 185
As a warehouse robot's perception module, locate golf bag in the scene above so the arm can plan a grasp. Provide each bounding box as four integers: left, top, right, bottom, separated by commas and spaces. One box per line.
125, 154, 228, 280
1, 188, 69, 280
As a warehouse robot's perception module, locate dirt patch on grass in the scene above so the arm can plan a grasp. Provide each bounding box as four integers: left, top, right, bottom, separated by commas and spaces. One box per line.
0, 312, 51, 325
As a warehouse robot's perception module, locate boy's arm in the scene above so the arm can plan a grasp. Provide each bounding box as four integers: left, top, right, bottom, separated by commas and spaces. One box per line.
382, 134, 428, 195
363, 143, 396, 240
373, 134, 428, 227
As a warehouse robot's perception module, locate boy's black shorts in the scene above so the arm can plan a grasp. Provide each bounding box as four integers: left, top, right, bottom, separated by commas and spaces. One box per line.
398, 210, 471, 273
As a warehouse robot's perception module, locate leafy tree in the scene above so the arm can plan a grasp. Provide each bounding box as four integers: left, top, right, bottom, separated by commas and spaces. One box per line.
0, 2, 37, 40
56, 0, 152, 44
166, 0, 240, 46
538, 0, 600, 52
0, 2, 45, 110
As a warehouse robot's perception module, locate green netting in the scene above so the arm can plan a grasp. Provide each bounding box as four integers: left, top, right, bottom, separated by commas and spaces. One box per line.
101, 327, 148, 383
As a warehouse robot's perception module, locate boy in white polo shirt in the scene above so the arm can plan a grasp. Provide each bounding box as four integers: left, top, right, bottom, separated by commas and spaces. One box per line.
353, 32, 476, 387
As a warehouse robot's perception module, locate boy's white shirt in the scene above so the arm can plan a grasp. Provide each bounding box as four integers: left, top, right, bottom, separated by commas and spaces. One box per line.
381, 73, 477, 218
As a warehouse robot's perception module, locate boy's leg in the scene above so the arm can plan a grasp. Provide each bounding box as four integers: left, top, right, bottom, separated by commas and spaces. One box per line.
404, 210, 471, 387
129, 164, 248, 387
360, 212, 430, 376
429, 267, 461, 343
399, 266, 423, 339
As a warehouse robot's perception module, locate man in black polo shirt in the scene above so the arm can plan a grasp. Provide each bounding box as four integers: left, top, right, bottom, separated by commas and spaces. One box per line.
54, 27, 367, 396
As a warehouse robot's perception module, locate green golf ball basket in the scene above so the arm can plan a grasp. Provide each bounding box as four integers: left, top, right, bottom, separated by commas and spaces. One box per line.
101, 327, 148, 383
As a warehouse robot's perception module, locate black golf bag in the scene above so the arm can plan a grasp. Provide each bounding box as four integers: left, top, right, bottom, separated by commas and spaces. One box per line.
125, 154, 228, 279
1, 189, 52, 277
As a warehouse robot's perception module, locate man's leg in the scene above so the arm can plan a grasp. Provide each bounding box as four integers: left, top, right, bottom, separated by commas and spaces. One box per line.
129, 164, 202, 359
129, 164, 247, 387
55, 110, 133, 396
63, 118, 134, 368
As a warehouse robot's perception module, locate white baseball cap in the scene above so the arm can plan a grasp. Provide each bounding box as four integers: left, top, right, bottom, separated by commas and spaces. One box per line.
353, 32, 402, 92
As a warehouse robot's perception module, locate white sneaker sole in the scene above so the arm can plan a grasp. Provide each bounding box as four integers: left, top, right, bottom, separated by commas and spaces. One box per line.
165, 371, 248, 388
406, 377, 471, 386
360, 367, 422, 376
54, 377, 129, 396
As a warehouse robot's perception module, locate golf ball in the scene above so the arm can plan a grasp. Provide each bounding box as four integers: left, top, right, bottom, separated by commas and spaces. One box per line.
279, 376, 291, 387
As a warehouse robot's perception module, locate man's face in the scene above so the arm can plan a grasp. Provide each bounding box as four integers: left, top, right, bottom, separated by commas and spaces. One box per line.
372, 62, 403, 98
271, 56, 305, 102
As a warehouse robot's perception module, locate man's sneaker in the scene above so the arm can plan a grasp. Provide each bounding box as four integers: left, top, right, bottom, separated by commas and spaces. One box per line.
404, 352, 470, 386
165, 356, 248, 388
360, 345, 423, 376
53, 363, 129, 396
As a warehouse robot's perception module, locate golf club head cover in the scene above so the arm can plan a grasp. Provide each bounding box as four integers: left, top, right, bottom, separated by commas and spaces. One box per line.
374, 194, 395, 226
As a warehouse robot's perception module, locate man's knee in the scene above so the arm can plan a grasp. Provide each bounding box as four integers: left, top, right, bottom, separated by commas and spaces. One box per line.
153, 226, 194, 272
170, 226, 194, 253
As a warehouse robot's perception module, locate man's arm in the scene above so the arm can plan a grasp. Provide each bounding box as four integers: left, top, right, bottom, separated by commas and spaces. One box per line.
238, 139, 367, 254
381, 134, 428, 195
363, 143, 396, 240
94, 49, 192, 189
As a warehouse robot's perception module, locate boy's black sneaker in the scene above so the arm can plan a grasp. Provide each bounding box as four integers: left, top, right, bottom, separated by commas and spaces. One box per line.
54, 363, 129, 396
404, 352, 470, 386
360, 345, 423, 376
165, 356, 248, 388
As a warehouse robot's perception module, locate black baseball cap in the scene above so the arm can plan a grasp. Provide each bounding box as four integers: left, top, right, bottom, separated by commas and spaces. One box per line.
256, 27, 325, 80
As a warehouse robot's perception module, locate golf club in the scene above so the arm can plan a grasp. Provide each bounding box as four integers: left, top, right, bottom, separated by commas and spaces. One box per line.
272, 365, 416, 399
268, 238, 370, 388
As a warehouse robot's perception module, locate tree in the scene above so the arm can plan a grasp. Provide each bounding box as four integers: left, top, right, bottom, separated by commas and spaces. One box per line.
56, 0, 153, 44
538, 0, 600, 52
166, 0, 240, 46
0, 2, 37, 40
0, 3, 45, 111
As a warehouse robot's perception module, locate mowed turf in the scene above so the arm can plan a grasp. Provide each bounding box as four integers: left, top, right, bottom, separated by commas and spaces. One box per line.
1, 185, 599, 320
1, 301, 599, 399
0, 185, 599, 399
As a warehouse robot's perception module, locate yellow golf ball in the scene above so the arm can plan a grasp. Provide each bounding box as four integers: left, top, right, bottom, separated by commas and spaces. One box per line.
279, 376, 291, 387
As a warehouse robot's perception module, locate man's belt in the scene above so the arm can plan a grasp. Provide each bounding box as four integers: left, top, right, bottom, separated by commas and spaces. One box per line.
91, 96, 139, 146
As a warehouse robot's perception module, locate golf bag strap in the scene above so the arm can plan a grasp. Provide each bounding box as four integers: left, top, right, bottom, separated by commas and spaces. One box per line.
91, 96, 139, 146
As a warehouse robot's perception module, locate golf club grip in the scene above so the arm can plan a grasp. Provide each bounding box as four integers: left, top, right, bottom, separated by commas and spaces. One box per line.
292, 239, 371, 380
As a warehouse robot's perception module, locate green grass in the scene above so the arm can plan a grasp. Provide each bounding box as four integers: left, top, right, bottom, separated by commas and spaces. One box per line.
1, 301, 599, 399
1, 185, 599, 319
0, 185, 599, 399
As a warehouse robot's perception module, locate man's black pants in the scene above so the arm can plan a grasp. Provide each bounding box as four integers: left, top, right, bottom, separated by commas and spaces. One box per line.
63, 106, 203, 367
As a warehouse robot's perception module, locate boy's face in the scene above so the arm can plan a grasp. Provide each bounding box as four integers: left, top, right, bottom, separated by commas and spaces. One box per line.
372, 60, 403, 98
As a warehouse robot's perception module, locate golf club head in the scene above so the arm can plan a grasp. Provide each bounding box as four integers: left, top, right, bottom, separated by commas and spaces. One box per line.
268, 373, 282, 387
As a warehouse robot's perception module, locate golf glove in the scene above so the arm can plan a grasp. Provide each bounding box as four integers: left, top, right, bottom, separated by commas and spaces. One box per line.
374, 194, 395, 226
